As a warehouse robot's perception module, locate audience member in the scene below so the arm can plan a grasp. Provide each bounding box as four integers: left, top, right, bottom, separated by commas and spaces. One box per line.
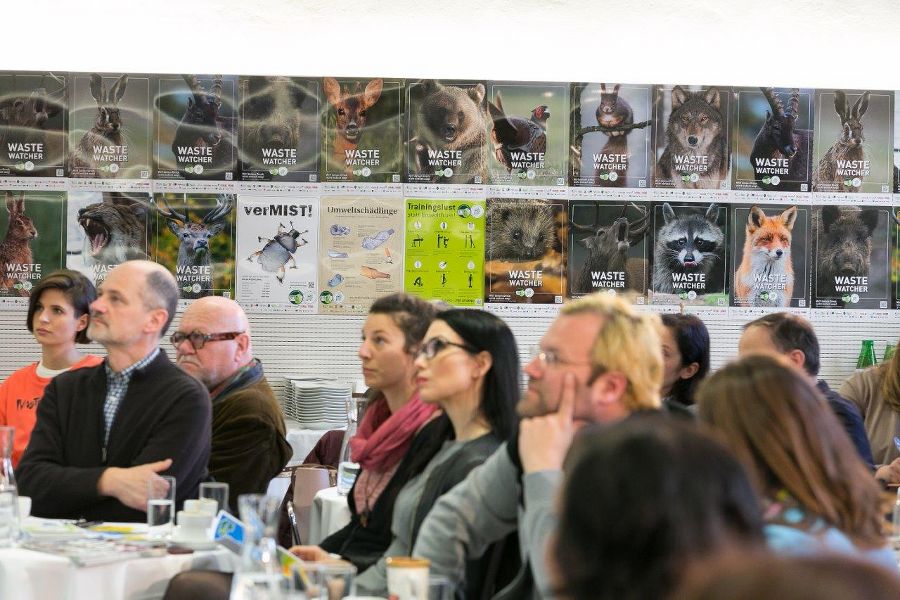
659, 313, 709, 413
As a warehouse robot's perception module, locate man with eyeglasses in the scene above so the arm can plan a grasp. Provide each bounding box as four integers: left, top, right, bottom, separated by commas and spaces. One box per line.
413, 292, 664, 599
18, 261, 211, 522
173, 296, 290, 511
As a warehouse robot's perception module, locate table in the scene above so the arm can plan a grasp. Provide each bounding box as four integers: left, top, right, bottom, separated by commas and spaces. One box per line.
284, 421, 345, 464
308, 487, 351, 545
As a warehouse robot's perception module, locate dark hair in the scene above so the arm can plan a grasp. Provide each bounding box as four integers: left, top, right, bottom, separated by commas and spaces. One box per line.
436, 309, 520, 440
661, 313, 710, 406
27, 269, 97, 344
142, 268, 179, 337
744, 312, 820, 376
554, 414, 764, 600
369, 293, 439, 353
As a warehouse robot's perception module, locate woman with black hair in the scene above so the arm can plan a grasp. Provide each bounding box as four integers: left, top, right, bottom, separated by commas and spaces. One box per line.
659, 313, 710, 412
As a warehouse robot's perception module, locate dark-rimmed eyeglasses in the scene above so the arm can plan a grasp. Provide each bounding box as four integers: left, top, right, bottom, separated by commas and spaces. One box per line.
170, 330, 244, 350
416, 337, 478, 361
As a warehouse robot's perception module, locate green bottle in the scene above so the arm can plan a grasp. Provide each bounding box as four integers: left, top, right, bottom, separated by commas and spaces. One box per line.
856, 340, 877, 371
885, 344, 896, 363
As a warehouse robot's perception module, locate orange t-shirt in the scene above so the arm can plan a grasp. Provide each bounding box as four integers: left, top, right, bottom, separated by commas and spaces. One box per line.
0, 355, 103, 467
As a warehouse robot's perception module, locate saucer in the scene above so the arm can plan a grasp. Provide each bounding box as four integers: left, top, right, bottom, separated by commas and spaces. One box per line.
170, 527, 218, 550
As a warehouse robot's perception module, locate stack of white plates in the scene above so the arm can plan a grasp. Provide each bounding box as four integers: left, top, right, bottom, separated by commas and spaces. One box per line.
283, 378, 352, 430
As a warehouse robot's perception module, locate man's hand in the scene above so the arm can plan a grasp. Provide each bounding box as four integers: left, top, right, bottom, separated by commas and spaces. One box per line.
519, 372, 577, 474
290, 545, 330, 562
875, 457, 900, 484
97, 458, 173, 511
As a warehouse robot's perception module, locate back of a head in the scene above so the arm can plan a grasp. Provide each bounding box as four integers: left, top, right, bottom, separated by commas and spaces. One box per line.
368, 292, 439, 352
660, 313, 710, 405
744, 312, 820, 376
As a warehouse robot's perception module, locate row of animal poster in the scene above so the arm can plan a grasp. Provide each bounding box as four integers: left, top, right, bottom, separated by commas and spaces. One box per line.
1, 190, 897, 314
3, 72, 900, 193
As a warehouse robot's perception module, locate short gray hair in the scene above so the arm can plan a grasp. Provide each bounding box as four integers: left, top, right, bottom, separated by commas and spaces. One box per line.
142, 269, 179, 337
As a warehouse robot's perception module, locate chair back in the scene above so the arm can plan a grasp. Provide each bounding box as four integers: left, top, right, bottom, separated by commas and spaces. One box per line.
291, 464, 336, 544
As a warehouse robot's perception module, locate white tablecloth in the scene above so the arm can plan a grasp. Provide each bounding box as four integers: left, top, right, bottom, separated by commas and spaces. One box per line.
308, 487, 351, 545
284, 421, 344, 464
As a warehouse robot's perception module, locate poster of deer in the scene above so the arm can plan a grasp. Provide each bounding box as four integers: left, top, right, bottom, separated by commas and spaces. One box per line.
238, 76, 321, 183
0, 72, 67, 178
731, 87, 814, 192
153, 74, 238, 181
569, 83, 653, 189
0, 190, 64, 304
151, 193, 235, 300
235, 194, 319, 312
68, 73, 152, 180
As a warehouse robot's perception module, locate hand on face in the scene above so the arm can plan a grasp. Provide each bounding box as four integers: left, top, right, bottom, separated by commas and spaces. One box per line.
519, 372, 578, 474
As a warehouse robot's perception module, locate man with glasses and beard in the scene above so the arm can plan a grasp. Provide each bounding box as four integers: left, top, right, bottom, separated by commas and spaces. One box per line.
173, 296, 290, 512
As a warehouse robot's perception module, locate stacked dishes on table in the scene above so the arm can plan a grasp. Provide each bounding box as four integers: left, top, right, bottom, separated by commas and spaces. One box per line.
283, 378, 352, 430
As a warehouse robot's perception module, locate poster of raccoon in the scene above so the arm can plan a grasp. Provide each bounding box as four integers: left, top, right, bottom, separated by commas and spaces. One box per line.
652, 85, 731, 190
154, 74, 238, 180
0, 72, 67, 178
486, 82, 568, 187
68, 73, 153, 180
731, 204, 809, 308
732, 87, 814, 192
235, 195, 319, 312
811, 89, 893, 193
0, 191, 65, 304
567, 200, 649, 300
650, 201, 729, 306
405, 80, 488, 185
66, 191, 152, 284
484, 198, 566, 304
811, 205, 890, 309
321, 77, 403, 183
569, 83, 653, 188
238, 77, 320, 183
152, 193, 235, 299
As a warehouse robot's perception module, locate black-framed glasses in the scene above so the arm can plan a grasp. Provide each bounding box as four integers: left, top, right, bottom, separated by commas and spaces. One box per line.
417, 337, 478, 361
170, 330, 245, 350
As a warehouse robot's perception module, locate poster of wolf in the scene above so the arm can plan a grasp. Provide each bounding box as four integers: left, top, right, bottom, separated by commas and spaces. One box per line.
731, 203, 809, 308
154, 74, 238, 181
405, 80, 488, 185
652, 85, 731, 190
569, 83, 653, 189
732, 87, 814, 192
484, 197, 566, 304
0, 190, 64, 302
68, 73, 152, 180
151, 193, 235, 300
486, 82, 568, 187
321, 77, 403, 184
238, 77, 320, 183
0, 72, 67, 178
811, 89, 892, 194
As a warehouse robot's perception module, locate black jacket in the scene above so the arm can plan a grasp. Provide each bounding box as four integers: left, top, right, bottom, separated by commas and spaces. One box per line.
817, 380, 875, 470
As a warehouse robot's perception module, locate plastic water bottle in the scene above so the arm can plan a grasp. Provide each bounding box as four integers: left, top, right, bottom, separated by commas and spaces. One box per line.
336, 398, 362, 495
856, 340, 877, 372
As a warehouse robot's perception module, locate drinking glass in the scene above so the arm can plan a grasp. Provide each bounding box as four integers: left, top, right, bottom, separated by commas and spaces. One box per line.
306, 561, 357, 599
428, 575, 452, 600
200, 481, 229, 513
147, 475, 175, 539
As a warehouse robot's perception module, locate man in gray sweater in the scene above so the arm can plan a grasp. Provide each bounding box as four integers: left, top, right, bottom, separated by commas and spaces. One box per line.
413, 293, 665, 599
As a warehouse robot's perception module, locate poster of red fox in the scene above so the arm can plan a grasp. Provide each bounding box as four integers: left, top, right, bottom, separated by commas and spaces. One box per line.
0, 191, 65, 303
0, 72, 67, 178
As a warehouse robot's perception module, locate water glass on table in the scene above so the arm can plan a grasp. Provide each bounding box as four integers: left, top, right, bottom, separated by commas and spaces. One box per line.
147, 475, 175, 539
200, 481, 229, 513
306, 561, 357, 599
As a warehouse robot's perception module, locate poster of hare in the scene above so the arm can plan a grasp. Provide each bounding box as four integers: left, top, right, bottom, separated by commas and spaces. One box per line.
0, 72, 67, 178
0, 190, 64, 303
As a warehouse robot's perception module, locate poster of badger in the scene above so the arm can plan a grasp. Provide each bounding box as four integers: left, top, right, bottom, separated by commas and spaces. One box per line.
66, 191, 152, 284
0, 191, 64, 304
652, 85, 732, 189
731, 203, 809, 308
238, 76, 320, 182
235, 195, 318, 312
731, 87, 814, 192
486, 82, 568, 187
68, 73, 152, 180
811, 89, 892, 193
649, 201, 729, 306
153, 74, 238, 180
569, 83, 653, 188
484, 198, 566, 304
0, 72, 67, 178
567, 200, 649, 299
151, 193, 235, 300
405, 79, 488, 184
811, 204, 889, 309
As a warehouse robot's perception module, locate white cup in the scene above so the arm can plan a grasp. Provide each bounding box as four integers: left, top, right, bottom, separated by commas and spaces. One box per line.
177, 511, 212, 540
17, 496, 30, 519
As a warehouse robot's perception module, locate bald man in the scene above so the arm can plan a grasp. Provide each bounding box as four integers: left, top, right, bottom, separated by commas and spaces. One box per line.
173, 297, 290, 511
18, 261, 211, 521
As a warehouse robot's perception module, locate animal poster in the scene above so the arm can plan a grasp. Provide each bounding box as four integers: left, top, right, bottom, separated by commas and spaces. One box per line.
894, 92, 900, 194
731, 203, 809, 308
65, 191, 152, 285
649, 201, 729, 307
484, 197, 566, 304
811, 204, 890, 309
154, 74, 238, 181
652, 85, 732, 190
893, 202, 900, 309
321, 77, 403, 183
486, 82, 569, 187
404, 199, 485, 306
811, 89, 892, 193
151, 193, 235, 299
235, 194, 319, 312
569, 83, 653, 188
68, 73, 152, 180
0, 190, 64, 302
238, 77, 320, 183
0, 72, 67, 178
405, 80, 488, 185
732, 87, 814, 192
317, 195, 403, 313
